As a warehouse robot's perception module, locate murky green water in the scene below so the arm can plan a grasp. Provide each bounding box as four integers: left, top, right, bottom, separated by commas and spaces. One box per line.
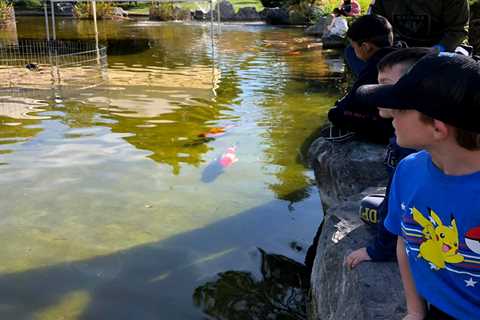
0, 17, 343, 319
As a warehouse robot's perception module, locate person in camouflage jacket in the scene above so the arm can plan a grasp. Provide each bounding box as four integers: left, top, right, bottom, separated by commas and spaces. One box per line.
371, 0, 469, 51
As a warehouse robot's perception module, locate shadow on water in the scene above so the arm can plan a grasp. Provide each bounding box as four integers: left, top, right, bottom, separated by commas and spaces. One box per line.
276, 185, 314, 213
0, 199, 319, 319
193, 248, 308, 320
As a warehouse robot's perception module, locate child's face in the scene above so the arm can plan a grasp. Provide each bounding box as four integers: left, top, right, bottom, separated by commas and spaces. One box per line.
377, 64, 408, 118
377, 64, 435, 149
389, 110, 435, 149
351, 41, 370, 62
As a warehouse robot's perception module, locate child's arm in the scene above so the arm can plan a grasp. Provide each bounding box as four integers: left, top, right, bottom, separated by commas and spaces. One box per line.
397, 237, 426, 320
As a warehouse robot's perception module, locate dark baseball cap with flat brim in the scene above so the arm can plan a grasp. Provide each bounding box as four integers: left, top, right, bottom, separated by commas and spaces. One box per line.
356, 53, 480, 133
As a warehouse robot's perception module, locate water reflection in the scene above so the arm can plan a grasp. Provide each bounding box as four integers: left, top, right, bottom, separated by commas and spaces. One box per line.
0, 17, 17, 45
0, 199, 319, 319
194, 248, 308, 320
0, 97, 47, 162
0, 17, 340, 318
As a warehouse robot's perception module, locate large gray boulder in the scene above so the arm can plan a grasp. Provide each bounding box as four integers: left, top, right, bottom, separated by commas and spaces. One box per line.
261, 7, 290, 25
309, 191, 406, 320
208, 0, 236, 20
235, 7, 261, 21
307, 137, 407, 319
193, 10, 206, 20
305, 16, 330, 36
309, 137, 388, 208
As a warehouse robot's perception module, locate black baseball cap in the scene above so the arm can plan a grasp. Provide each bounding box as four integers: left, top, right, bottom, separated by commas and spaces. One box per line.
357, 53, 480, 133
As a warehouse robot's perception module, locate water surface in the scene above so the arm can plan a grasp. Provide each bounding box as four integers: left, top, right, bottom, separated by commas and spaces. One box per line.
0, 17, 343, 319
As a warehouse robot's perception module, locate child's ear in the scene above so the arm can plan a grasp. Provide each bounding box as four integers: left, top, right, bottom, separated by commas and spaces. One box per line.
432, 120, 449, 140
361, 42, 372, 53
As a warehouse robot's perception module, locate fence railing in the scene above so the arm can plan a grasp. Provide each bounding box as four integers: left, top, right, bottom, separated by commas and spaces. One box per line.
0, 39, 108, 95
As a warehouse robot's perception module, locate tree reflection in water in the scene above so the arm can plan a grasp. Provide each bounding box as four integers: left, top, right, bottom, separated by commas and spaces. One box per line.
193, 248, 309, 320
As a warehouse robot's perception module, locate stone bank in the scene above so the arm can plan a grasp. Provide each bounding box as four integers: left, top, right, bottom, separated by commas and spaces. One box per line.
307, 137, 406, 320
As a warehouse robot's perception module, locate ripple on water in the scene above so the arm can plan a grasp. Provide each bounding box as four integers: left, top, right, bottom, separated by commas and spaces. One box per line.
2, 18, 334, 319
0, 96, 50, 120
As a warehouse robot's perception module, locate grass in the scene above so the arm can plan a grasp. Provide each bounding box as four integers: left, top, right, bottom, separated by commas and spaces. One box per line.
128, 0, 372, 16
12, 0, 42, 9
126, 0, 264, 15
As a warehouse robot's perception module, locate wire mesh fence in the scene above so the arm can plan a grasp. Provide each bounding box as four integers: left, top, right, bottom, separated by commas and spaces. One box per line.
0, 39, 108, 96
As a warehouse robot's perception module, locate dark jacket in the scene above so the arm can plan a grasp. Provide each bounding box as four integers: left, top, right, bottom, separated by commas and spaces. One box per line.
366, 137, 416, 261
372, 0, 469, 51
328, 47, 396, 142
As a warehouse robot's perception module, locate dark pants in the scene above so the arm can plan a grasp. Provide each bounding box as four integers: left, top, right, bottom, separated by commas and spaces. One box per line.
425, 304, 456, 319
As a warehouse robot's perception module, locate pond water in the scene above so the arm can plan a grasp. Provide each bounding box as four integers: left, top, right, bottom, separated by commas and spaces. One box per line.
0, 17, 343, 319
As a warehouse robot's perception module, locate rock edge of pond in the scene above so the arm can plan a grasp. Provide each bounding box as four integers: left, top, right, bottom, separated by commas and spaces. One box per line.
307, 137, 406, 320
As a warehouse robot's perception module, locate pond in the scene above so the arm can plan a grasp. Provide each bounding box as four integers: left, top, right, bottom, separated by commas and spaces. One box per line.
0, 17, 343, 319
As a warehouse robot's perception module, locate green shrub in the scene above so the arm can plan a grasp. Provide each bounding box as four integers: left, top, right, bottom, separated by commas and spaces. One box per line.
149, 2, 189, 21
260, 0, 288, 8
150, 2, 175, 20
12, 0, 41, 9
0, 0, 14, 22
74, 2, 114, 19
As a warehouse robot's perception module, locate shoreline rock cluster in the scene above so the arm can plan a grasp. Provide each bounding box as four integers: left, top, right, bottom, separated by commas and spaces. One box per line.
154, 1, 300, 25
307, 137, 406, 320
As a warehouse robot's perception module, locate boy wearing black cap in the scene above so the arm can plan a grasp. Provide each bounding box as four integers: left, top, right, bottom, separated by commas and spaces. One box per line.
357, 53, 480, 319
327, 14, 396, 143
346, 47, 431, 270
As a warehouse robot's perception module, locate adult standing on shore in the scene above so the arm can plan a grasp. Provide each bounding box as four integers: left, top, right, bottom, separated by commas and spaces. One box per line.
371, 0, 470, 52
345, 0, 469, 76
339, 0, 361, 17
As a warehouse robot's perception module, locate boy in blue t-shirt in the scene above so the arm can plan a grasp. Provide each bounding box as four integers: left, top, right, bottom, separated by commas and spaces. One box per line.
357, 54, 480, 319
346, 48, 430, 270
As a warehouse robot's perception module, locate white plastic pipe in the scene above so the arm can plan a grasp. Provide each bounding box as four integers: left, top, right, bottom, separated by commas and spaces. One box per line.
44, 1, 50, 40
92, 0, 101, 65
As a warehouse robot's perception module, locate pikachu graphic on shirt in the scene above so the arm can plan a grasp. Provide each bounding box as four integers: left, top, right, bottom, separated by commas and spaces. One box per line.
412, 207, 464, 269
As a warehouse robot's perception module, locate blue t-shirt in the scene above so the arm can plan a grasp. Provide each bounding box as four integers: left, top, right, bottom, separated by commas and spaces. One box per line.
385, 150, 480, 320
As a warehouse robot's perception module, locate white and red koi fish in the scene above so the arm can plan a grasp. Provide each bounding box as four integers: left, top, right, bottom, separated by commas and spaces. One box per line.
218, 146, 238, 167
201, 146, 238, 183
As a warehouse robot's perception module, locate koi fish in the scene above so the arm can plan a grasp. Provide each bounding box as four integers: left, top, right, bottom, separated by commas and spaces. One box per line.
198, 127, 226, 138
218, 146, 238, 167
197, 125, 234, 138
201, 146, 238, 183
287, 51, 302, 56
307, 43, 322, 50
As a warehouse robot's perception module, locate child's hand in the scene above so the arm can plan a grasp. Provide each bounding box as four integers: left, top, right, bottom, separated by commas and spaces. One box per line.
345, 247, 371, 269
